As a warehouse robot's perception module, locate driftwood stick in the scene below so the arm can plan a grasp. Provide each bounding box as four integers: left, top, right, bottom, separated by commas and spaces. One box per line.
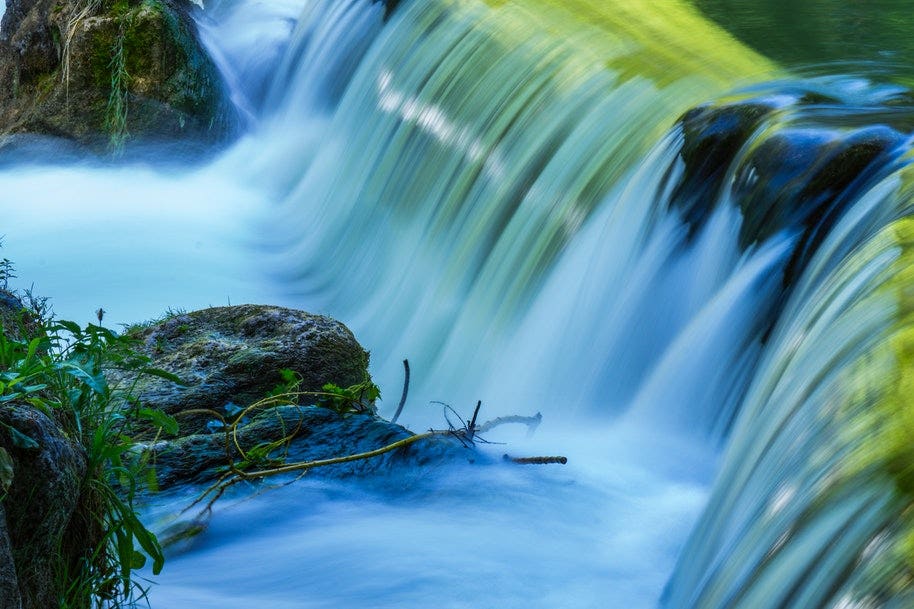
503, 454, 567, 465
466, 400, 482, 442
476, 412, 542, 436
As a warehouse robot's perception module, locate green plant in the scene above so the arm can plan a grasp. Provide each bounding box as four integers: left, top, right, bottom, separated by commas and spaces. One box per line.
104, 23, 130, 154
316, 379, 381, 416
0, 260, 16, 292
0, 317, 183, 608
120, 306, 187, 335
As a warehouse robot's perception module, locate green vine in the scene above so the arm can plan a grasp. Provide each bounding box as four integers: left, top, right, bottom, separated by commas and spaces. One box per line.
104, 21, 131, 154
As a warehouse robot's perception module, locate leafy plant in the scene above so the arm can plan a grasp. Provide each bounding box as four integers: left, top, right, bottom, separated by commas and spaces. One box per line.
0, 314, 183, 608
0, 260, 16, 292
316, 380, 380, 416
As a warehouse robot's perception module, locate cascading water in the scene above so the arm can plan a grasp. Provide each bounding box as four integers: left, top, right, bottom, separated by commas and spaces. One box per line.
3, 0, 914, 607
661, 87, 914, 608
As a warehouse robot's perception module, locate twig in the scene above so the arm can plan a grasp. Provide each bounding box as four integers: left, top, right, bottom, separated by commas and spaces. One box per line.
390, 359, 409, 424
466, 400, 482, 442
503, 455, 567, 465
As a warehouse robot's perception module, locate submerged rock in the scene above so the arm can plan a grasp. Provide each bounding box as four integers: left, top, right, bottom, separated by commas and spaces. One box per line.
147, 404, 471, 488
671, 90, 908, 286
0, 0, 235, 153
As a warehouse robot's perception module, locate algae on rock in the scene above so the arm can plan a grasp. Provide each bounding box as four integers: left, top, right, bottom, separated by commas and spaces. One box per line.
0, 0, 236, 153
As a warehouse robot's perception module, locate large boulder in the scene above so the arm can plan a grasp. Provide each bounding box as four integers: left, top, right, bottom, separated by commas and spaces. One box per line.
0, 0, 235, 152
125, 304, 473, 487
0, 404, 87, 609
124, 304, 372, 435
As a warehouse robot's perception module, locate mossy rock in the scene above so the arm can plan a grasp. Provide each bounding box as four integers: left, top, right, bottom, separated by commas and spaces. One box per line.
0, 290, 41, 343
671, 92, 907, 285
0, 404, 88, 609
122, 304, 372, 435
0, 0, 235, 153
145, 404, 474, 488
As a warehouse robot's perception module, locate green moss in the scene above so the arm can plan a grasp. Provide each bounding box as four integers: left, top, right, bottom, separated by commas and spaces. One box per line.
87, 23, 119, 89
840, 216, 914, 569
121, 2, 168, 81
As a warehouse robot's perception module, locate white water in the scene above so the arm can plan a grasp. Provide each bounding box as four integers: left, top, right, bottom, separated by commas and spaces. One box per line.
148, 423, 713, 609
0, 1, 790, 607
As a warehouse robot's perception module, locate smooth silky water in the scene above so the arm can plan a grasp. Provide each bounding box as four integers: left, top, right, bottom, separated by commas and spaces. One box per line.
2, 0, 914, 607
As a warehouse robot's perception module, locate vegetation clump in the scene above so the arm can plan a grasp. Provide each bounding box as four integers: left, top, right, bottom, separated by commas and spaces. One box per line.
0, 0, 235, 155
0, 284, 181, 608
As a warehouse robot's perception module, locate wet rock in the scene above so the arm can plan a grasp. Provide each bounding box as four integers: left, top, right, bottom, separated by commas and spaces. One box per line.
671, 100, 779, 232
671, 93, 906, 286
0, 404, 87, 609
146, 404, 472, 488
733, 124, 902, 282
123, 304, 371, 435
0, 0, 235, 153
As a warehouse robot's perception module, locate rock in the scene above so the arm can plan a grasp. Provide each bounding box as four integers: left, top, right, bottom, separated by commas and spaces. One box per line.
123, 304, 473, 488
124, 304, 372, 435
146, 404, 473, 488
0, 404, 87, 609
0, 505, 21, 609
0, 0, 235, 153
732, 123, 902, 282
671, 93, 906, 286
0, 289, 40, 340
671, 100, 779, 233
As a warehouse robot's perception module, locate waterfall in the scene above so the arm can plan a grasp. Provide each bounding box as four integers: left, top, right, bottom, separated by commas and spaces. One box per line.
215, 0, 776, 422
661, 87, 914, 607
3, 0, 914, 607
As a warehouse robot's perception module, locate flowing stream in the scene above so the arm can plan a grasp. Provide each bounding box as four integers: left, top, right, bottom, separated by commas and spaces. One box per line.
2, 0, 914, 607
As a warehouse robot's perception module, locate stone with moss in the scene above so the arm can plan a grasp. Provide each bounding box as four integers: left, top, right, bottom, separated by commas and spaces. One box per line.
146, 404, 474, 488
121, 304, 373, 435
0, 289, 39, 340
0, 404, 88, 609
0, 0, 236, 153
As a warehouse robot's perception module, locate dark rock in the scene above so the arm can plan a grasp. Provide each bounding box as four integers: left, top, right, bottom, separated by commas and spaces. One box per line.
0, 505, 21, 609
0, 289, 40, 341
0, 0, 235, 153
123, 304, 371, 435
733, 124, 902, 282
671, 92, 907, 286
0, 404, 87, 609
146, 405, 472, 488
671, 100, 780, 232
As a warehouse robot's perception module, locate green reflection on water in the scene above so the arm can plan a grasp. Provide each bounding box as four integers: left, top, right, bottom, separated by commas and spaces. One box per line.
694, 0, 914, 83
